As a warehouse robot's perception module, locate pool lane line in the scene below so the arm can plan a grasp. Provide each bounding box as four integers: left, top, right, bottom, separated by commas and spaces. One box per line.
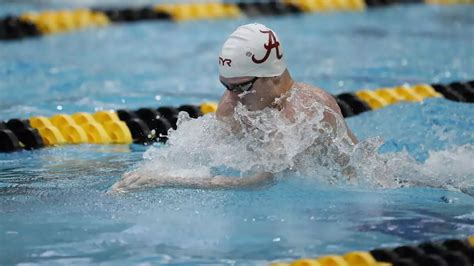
334, 80, 474, 117
336, 80, 474, 117
271, 236, 474, 266
2, 0, 474, 41
0, 80, 472, 152
0, 105, 202, 152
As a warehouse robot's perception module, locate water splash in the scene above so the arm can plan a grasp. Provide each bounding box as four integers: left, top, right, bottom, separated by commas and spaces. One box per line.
116, 89, 474, 194
383, 144, 474, 194
134, 89, 357, 180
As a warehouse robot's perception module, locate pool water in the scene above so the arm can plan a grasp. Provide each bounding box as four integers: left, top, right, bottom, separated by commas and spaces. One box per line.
1, 3, 474, 265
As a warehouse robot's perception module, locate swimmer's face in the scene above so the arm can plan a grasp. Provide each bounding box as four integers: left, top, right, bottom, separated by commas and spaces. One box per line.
220, 75, 281, 111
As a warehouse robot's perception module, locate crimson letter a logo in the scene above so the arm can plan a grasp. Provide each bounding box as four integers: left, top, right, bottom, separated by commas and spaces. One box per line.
251, 30, 283, 64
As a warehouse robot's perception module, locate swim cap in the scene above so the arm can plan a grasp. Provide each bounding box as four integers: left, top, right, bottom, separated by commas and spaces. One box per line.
218, 23, 287, 78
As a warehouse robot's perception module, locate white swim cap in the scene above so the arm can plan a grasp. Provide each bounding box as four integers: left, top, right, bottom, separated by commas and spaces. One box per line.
218, 23, 287, 78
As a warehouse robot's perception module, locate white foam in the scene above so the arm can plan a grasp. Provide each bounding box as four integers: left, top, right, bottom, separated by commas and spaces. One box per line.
114, 89, 474, 194
136, 89, 358, 181
388, 144, 474, 192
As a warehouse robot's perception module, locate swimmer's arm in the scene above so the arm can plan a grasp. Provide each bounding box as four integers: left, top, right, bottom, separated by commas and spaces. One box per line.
109, 171, 274, 193
285, 87, 358, 179
197, 172, 274, 189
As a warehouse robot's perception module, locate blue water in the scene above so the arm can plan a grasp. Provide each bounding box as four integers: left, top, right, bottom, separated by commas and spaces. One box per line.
1, 3, 474, 265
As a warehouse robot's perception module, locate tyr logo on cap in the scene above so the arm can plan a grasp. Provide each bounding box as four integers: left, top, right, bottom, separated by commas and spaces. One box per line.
219, 57, 232, 67
251, 30, 283, 64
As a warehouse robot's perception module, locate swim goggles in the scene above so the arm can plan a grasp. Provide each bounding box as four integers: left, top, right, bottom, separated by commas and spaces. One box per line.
220, 77, 258, 93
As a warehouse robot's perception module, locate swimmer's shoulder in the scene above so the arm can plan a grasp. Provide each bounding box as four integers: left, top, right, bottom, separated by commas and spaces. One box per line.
293, 82, 332, 101
292, 82, 340, 111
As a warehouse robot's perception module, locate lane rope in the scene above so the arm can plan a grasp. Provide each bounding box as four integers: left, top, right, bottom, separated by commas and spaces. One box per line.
270, 236, 474, 266
0, 79, 472, 152
1, 0, 473, 41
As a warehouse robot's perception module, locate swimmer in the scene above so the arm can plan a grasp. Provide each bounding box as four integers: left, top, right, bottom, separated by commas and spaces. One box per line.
216, 23, 357, 143
110, 23, 358, 193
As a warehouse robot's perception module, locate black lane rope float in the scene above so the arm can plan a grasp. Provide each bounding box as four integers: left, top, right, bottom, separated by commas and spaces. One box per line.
270, 235, 474, 266
0, 79, 472, 152
1, 0, 473, 41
